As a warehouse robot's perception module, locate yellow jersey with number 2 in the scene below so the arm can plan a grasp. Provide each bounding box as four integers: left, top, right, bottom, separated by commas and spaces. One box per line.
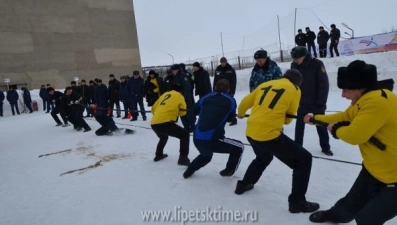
238, 78, 301, 141
151, 90, 187, 125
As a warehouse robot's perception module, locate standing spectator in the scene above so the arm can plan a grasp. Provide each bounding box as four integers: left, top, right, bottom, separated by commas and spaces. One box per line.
290, 46, 333, 156
79, 80, 91, 117
128, 71, 146, 121
163, 69, 174, 92
329, 24, 340, 57
21, 87, 33, 113
144, 70, 164, 107
119, 76, 132, 119
46, 84, 53, 111
39, 84, 49, 112
305, 27, 317, 57
250, 50, 282, 92
179, 63, 195, 102
70, 81, 80, 93
94, 79, 108, 112
192, 62, 212, 99
0, 91, 4, 117
214, 57, 237, 126
108, 74, 121, 118
6, 86, 20, 116
170, 64, 194, 131
295, 29, 307, 47
317, 26, 330, 58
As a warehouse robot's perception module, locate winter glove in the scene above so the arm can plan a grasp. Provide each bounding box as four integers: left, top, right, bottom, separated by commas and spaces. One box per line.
331, 121, 350, 139
75, 100, 80, 104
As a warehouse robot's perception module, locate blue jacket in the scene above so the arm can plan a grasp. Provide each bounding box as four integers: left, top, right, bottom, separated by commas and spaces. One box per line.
194, 91, 236, 140
94, 84, 109, 108
0, 91, 4, 103
6, 90, 19, 103
250, 59, 282, 92
291, 54, 329, 112
119, 81, 131, 103
23, 89, 32, 103
39, 88, 48, 100
128, 77, 145, 100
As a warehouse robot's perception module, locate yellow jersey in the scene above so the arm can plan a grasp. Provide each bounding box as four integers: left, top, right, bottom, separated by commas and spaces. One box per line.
238, 78, 301, 141
315, 89, 397, 184
151, 90, 187, 125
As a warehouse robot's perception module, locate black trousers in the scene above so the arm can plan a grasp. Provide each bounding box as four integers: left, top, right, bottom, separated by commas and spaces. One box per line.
151, 122, 190, 157
51, 107, 68, 125
10, 103, 20, 115
132, 98, 146, 119
325, 167, 397, 225
108, 99, 121, 117
122, 102, 133, 117
241, 134, 312, 203
68, 110, 90, 130
0, 102, 3, 115
329, 40, 339, 57
295, 110, 330, 151
25, 102, 33, 113
190, 138, 244, 172
319, 43, 327, 58
307, 43, 317, 57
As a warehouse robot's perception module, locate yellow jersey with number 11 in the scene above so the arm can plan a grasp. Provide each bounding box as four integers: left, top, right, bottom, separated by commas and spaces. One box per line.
151, 90, 187, 125
238, 78, 301, 141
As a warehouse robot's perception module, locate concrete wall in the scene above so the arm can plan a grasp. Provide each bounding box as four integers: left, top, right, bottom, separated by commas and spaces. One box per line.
0, 0, 142, 89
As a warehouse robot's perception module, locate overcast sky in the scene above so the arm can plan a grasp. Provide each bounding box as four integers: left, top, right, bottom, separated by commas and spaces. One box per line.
133, 0, 397, 66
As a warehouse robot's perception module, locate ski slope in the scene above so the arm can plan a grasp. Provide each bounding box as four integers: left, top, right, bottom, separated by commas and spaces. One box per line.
1, 52, 397, 225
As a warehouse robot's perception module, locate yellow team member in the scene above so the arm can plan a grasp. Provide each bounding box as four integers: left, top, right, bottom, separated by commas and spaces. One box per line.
150, 84, 190, 166
235, 69, 320, 214
306, 60, 397, 224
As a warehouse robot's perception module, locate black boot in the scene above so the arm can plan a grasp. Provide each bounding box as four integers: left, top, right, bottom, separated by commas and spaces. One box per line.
322, 149, 334, 156
177, 156, 190, 166
154, 154, 168, 162
219, 168, 234, 177
309, 210, 331, 223
235, 180, 254, 195
229, 118, 237, 126
183, 166, 195, 179
289, 201, 320, 213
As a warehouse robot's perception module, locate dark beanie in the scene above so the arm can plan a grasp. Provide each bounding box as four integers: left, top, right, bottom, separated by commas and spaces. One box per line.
179, 63, 186, 70
47, 87, 55, 92
133, 70, 139, 75
170, 64, 180, 71
71, 81, 76, 85
284, 69, 303, 87
254, 50, 267, 59
220, 57, 227, 63
109, 74, 115, 78
337, 60, 377, 90
81, 79, 86, 83
290, 46, 308, 59
149, 70, 156, 75
331, 24, 336, 28
193, 62, 200, 67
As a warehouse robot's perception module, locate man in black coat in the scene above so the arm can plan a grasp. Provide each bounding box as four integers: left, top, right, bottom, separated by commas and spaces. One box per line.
6, 86, 20, 116
214, 57, 237, 125
65, 87, 91, 132
290, 46, 333, 156
79, 80, 91, 117
144, 70, 164, 107
94, 79, 108, 113
48, 87, 69, 126
0, 91, 4, 117
317, 26, 330, 58
170, 64, 195, 132
108, 74, 121, 118
39, 84, 49, 112
180, 63, 195, 100
192, 62, 212, 99
295, 29, 307, 47
329, 24, 340, 57
305, 27, 317, 57
128, 71, 146, 121
21, 87, 33, 113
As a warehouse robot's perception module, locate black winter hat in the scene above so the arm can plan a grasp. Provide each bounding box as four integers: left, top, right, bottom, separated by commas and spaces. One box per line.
337, 60, 377, 90
97, 79, 102, 83
170, 64, 180, 71
306, 27, 310, 30
89, 80, 94, 84
220, 57, 227, 63
81, 79, 86, 83
298, 29, 302, 32
71, 81, 76, 85
193, 62, 200, 67
290, 46, 308, 59
47, 87, 55, 92
254, 50, 267, 59
133, 70, 139, 75
149, 70, 156, 75
179, 63, 186, 70
284, 69, 303, 87
109, 74, 115, 78
331, 24, 336, 28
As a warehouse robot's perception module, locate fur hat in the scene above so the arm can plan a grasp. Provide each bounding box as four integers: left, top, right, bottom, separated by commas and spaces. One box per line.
254, 50, 267, 59
133, 70, 140, 75
337, 60, 377, 90
170, 64, 180, 71
149, 70, 156, 75
290, 46, 308, 59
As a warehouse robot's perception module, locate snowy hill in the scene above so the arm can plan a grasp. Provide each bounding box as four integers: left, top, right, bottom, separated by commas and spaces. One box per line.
1, 52, 397, 225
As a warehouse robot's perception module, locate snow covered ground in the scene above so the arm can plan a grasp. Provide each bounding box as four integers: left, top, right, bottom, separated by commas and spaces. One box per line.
1, 52, 397, 225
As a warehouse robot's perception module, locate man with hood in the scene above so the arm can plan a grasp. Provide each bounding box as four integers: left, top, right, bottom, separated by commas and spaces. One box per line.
305, 61, 397, 225
192, 62, 212, 99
